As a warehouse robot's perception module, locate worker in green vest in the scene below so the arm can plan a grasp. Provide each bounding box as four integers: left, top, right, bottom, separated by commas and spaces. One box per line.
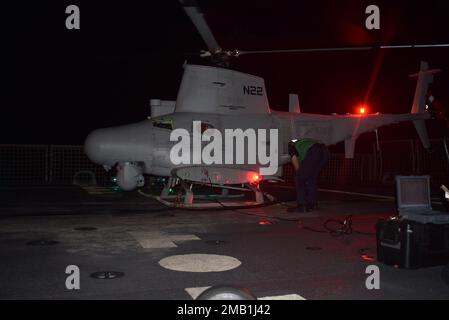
287, 138, 329, 213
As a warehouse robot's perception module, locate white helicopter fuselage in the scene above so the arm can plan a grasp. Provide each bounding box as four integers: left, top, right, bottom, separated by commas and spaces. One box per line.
84, 63, 433, 190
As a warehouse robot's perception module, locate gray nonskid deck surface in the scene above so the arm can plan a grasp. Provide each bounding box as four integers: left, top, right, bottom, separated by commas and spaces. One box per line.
0, 186, 448, 300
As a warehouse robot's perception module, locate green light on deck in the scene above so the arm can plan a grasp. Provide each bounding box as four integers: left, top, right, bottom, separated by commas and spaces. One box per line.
112, 177, 118, 183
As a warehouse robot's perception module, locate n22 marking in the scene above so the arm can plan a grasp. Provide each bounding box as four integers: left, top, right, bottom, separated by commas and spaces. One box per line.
243, 85, 263, 96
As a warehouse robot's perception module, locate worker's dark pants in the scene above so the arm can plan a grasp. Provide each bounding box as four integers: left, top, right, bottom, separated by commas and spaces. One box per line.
295, 144, 329, 207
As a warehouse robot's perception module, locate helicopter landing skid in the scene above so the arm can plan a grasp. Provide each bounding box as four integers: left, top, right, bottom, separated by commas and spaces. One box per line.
153, 195, 263, 210
153, 170, 271, 209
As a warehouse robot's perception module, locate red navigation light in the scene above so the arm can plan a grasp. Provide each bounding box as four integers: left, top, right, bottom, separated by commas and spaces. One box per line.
248, 172, 261, 184
357, 104, 368, 115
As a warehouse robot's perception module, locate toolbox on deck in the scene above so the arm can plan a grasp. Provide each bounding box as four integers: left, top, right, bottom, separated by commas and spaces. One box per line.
376, 218, 449, 269
376, 175, 449, 269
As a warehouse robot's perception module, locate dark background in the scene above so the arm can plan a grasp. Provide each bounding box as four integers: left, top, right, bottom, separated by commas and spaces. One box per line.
4, 0, 449, 145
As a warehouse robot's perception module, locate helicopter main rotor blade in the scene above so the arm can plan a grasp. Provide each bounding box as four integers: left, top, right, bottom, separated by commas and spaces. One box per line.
179, 0, 221, 54
238, 43, 449, 55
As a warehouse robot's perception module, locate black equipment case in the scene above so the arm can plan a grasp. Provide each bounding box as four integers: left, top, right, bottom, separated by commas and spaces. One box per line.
376, 218, 449, 269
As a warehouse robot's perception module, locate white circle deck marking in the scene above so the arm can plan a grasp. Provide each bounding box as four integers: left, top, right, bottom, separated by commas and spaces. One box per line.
158, 254, 241, 272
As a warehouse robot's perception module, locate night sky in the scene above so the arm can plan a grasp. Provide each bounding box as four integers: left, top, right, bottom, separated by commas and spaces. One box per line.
4, 0, 449, 145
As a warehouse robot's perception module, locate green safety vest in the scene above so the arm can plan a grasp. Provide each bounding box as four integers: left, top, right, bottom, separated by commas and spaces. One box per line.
292, 138, 321, 162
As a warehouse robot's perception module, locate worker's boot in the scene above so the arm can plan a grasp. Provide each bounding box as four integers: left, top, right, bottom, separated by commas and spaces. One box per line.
306, 203, 318, 212
287, 204, 307, 213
